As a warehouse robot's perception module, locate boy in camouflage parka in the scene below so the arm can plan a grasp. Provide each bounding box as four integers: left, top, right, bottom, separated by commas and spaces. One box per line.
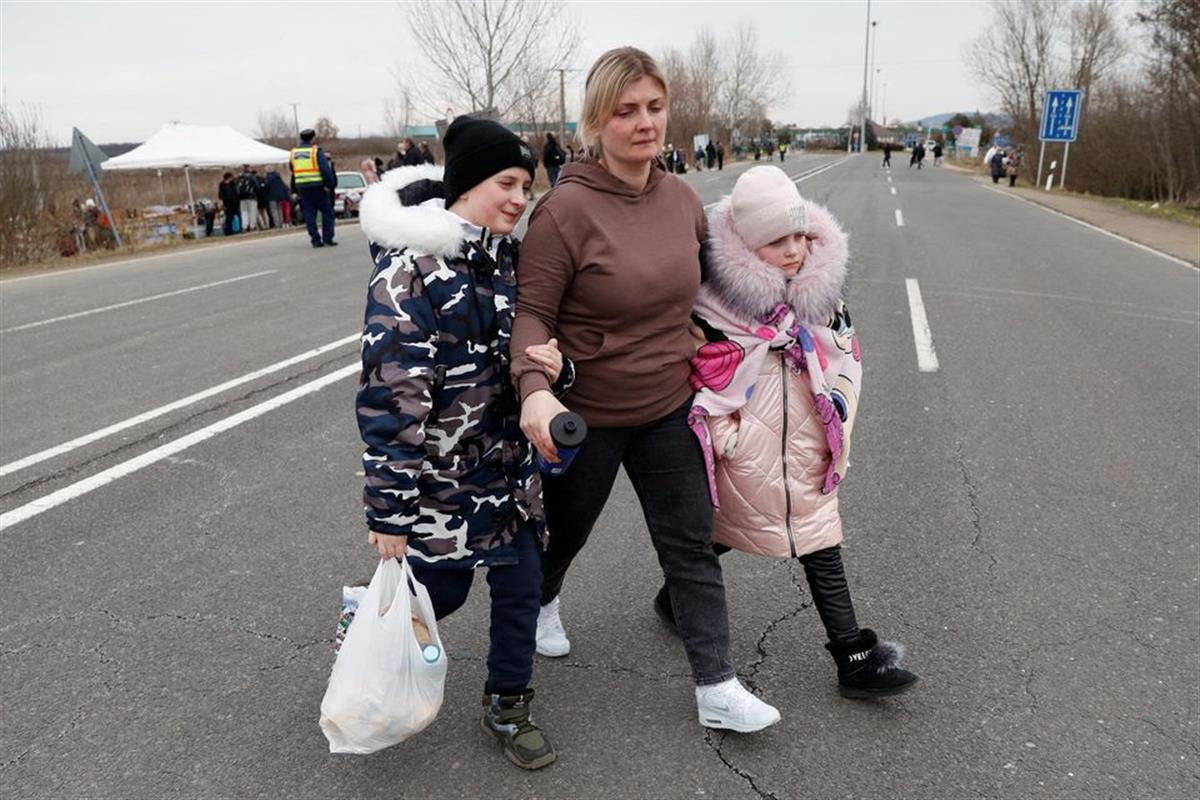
355, 118, 571, 770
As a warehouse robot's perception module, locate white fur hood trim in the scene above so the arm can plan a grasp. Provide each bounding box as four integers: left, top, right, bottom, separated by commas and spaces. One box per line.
705, 195, 850, 324
359, 163, 465, 257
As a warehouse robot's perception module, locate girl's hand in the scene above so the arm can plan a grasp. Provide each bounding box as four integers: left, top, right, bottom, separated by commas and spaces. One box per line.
520, 389, 568, 462
524, 337, 563, 383
367, 531, 407, 559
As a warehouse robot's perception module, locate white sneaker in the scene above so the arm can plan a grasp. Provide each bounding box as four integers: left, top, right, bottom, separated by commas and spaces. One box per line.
535, 596, 570, 657
695, 678, 781, 733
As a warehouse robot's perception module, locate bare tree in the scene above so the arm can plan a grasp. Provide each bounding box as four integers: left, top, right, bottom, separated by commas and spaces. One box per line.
967, 0, 1062, 138
717, 25, 786, 142
1065, 0, 1125, 114
405, 0, 578, 119
686, 29, 724, 139
256, 108, 294, 142
382, 83, 414, 138
314, 116, 339, 141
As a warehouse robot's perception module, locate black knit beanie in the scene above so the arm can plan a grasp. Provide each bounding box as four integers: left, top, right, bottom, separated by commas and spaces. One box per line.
442, 116, 536, 208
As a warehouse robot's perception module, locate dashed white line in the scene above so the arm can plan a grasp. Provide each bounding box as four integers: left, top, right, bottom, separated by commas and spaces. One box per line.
0, 362, 360, 531
1, 271, 277, 333
0, 333, 360, 477
895, 209, 905, 227
887, 176, 892, 183
891, 187, 897, 195
905, 279, 940, 373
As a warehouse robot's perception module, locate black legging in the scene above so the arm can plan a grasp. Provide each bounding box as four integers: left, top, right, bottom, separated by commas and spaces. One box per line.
711, 542, 860, 642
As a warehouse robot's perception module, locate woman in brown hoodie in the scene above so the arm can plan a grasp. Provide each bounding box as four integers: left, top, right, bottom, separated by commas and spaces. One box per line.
511, 47, 780, 733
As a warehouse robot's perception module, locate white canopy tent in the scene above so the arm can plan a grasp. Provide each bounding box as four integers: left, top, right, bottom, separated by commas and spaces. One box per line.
102, 122, 292, 208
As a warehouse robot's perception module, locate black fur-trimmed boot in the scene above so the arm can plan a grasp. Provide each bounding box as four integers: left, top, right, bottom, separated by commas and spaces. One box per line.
480, 689, 557, 770
825, 629, 919, 698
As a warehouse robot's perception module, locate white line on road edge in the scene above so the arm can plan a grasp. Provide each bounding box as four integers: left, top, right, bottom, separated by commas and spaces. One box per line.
702, 156, 852, 210
905, 279, 940, 373
0, 228, 322, 285
0, 333, 360, 477
978, 183, 1197, 271
895, 209, 905, 227
792, 156, 852, 185
0, 362, 360, 531
891, 187, 897, 195
1, 271, 277, 333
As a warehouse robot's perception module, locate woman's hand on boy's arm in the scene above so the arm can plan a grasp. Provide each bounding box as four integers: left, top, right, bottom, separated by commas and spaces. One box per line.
524, 337, 563, 382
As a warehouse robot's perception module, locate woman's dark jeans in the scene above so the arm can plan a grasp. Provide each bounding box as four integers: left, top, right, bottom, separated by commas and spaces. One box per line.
540, 400, 736, 686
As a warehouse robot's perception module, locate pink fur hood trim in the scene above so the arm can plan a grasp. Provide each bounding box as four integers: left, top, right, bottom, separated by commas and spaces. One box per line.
705, 194, 850, 325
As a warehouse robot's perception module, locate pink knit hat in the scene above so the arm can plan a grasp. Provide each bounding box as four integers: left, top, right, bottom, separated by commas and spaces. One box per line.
730, 166, 807, 250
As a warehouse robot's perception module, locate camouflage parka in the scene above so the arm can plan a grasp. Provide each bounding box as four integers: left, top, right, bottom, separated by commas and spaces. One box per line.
356, 164, 572, 569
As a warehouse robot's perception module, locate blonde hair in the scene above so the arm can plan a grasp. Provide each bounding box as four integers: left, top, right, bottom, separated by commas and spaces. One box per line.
579, 47, 668, 153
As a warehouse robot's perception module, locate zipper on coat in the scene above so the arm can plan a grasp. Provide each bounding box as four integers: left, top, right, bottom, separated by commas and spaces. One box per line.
779, 353, 798, 559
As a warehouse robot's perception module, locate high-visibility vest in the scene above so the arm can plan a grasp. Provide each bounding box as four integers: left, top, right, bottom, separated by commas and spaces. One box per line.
291, 146, 323, 185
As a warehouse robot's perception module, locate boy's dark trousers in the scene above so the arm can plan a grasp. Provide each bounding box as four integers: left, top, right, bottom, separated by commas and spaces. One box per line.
409, 524, 541, 694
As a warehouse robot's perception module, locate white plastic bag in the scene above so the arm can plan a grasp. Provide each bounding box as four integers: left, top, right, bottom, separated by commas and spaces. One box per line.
319, 557, 447, 754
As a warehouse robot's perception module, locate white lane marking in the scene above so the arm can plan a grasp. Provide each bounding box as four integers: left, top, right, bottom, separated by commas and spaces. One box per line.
978, 183, 1197, 271
895, 209, 905, 227
0, 362, 360, 531
891, 187, 897, 195
703, 156, 852, 210
0, 271, 277, 333
0, 333, 360, 477
792, 156, 852, 184
0, 227, 329, 285
905, 279, 940, 373
887, 176, 892, 183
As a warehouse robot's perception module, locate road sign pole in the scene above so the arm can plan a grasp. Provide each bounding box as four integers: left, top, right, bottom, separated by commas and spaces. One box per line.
1036, 141, 1046, 188
1060, 142, 1070, 189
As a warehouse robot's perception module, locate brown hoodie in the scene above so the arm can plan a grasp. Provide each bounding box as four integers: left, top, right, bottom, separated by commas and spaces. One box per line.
511, 160, 705, 427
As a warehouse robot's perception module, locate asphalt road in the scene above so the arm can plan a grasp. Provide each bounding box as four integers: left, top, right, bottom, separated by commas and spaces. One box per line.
1, 153, 1197, 799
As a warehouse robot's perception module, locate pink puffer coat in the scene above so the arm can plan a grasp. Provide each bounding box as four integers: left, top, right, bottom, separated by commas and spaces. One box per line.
699, 194, 855, 559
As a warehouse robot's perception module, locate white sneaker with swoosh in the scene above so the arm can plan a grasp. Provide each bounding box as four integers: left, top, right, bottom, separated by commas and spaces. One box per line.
695, 678, 781, 732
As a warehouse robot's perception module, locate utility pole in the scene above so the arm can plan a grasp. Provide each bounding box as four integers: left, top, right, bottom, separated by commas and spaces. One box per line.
859, 0, 871, 154
881, 82, 888, 125
868, 20, 879, 120
551, 68, 577, 142
289, 102, 300, 136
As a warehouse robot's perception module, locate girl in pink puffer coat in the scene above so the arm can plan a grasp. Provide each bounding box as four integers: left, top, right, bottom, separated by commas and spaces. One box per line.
662, 166, 918, 698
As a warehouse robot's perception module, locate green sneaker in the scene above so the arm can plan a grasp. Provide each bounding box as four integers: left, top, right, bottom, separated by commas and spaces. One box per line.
480, 689, 557, 770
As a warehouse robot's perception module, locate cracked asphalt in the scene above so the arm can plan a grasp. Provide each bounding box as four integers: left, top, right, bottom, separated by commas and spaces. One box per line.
1, 154, 1197, 799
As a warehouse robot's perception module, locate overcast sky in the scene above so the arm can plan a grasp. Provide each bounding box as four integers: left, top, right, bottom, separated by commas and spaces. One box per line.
4, 0, 1011, 145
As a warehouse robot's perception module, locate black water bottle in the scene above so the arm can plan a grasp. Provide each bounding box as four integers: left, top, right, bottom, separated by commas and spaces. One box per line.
536, 412, 588, 476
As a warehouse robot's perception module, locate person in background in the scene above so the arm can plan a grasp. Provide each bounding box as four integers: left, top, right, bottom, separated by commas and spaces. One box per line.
402, 137, 423, 167
716, 141, 725, 170
705, 140, 716, 170
778, 141, 788, 162
265, 168, 290, 228
542, 132, 566, 187
989, 147, 1006, 184
236, 164, 260, 231
1005, 147, 1020, 187
695, 145, 705, 172
419, 142, 435, 164
218, 172, 240, 235
933, 141, 944, 167
386, 142, 406, 171
253, 169, 270, 229
566, 144, 576, 163
361, 159, 380, 185
374, 156, 386, 176
882, 143, 892, 167
290, 127, 337, 247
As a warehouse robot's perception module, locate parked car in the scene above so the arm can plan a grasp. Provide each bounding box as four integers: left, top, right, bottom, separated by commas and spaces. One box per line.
334, 171, 367, 218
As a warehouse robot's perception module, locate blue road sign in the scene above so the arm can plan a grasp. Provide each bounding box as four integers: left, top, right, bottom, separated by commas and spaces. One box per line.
1040, 89, 1082, 142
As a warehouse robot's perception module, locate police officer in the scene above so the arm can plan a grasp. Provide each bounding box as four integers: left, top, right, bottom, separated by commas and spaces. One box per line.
290, 128, 337, 248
